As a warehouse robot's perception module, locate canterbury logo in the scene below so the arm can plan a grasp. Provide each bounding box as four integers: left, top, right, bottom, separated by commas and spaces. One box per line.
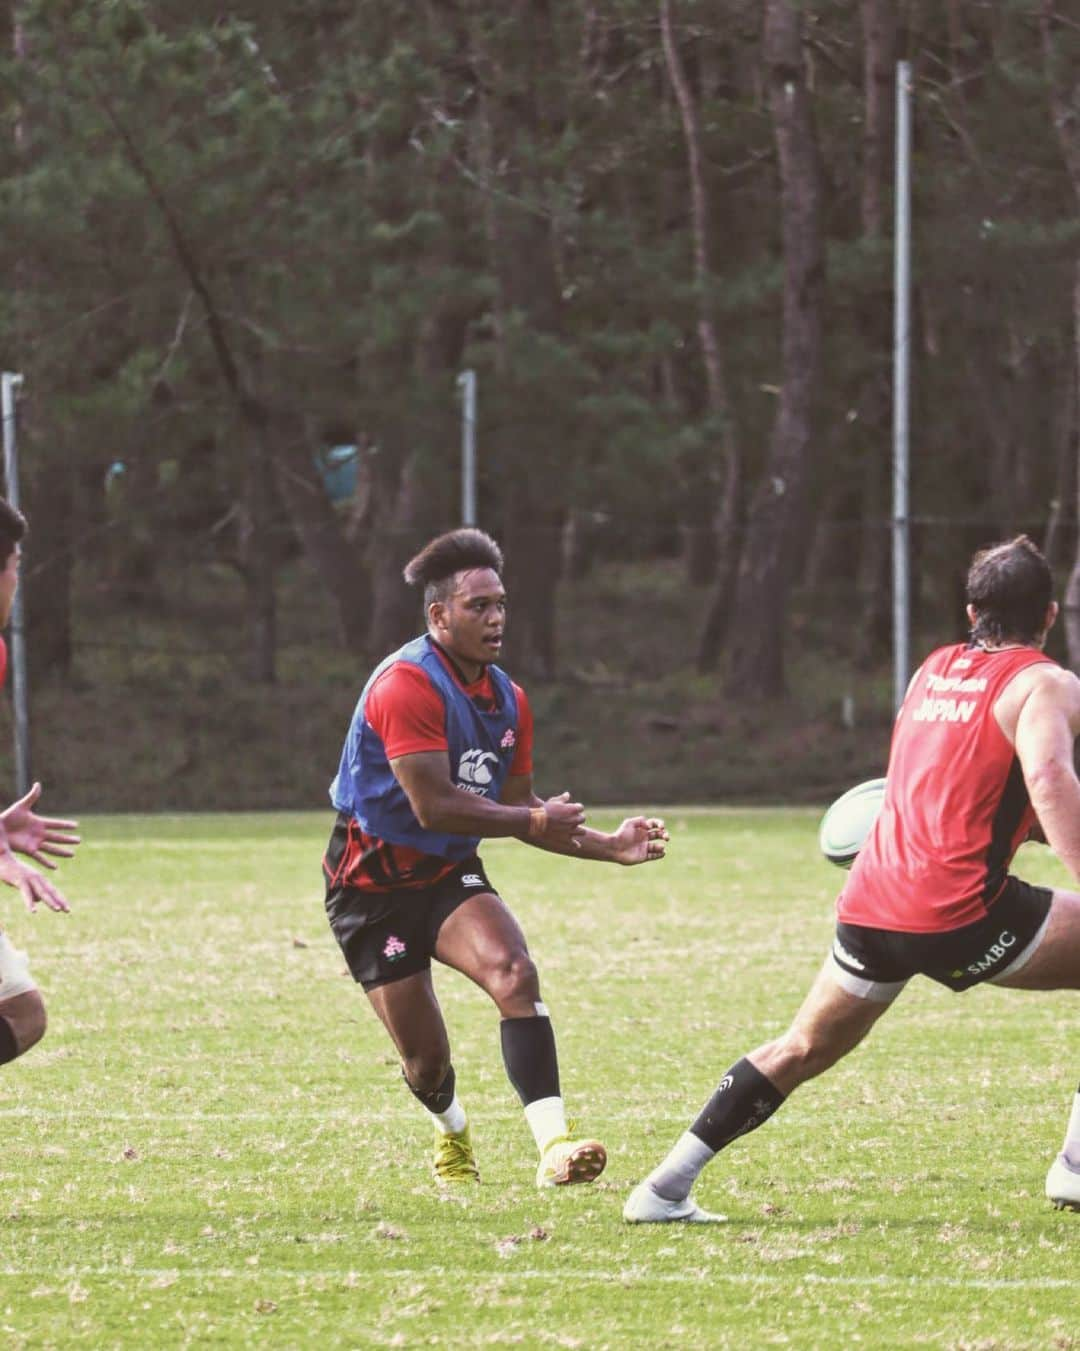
462, 874, 484, 887
458, 749, 498, 787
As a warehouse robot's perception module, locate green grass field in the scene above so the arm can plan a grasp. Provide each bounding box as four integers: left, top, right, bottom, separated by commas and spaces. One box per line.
2, 811, 1079, 1348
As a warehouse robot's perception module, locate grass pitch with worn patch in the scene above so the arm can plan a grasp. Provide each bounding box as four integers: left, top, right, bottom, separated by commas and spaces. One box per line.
1, 811, 1078, 1348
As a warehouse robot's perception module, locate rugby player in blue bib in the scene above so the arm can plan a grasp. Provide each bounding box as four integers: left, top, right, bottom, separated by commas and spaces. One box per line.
324, 527, 669, 1187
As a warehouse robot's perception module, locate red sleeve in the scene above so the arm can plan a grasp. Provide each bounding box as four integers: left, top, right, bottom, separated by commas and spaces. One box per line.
365, 663, 448, 760
0, 635, 7, 689
509, 681, 534, 776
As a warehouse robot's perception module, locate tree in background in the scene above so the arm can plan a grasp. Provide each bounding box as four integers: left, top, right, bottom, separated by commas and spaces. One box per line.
727, 0, 825, 698
0, 0, 1076, 700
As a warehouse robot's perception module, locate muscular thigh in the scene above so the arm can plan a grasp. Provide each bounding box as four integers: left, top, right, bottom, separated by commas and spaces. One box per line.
433, 891, 530, 979
993, 889, 1080, 990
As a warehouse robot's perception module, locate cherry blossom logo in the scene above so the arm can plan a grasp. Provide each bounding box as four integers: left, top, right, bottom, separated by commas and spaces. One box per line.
500, 728, 516, 751
383, 935, 407, 962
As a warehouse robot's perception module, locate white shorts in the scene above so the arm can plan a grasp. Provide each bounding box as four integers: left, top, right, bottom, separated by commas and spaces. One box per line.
0, 929, 37, 1000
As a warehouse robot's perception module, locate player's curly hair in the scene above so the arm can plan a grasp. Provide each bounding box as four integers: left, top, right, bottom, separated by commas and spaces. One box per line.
966, 534, 1053, 646
403, 528, 504, 608
0, 497, 27, 566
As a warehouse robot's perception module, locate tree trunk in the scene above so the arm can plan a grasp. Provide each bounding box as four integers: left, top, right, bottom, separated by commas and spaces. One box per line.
25, 441, 73, 681
474, 0, 567, 675
271, 438, 368, 652
240, 438, 276, 684
726, 0, 825, 699
506, 478, 562, 681
1062, 266, 1080, 671
657, 0, 744, 642
367, 448, 433, 655
1043, 350, 1077, 571
1040, 4, 1080, 669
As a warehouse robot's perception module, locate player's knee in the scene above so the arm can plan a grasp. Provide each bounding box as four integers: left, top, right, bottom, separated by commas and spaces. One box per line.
487, 951, 538, 1007
401, 1049, 450, 1095
0, 989, 46, 1063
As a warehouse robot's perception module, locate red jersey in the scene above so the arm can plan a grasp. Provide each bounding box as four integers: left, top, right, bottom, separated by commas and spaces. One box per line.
837, 643, 1054, 933
326, 647, 534, 893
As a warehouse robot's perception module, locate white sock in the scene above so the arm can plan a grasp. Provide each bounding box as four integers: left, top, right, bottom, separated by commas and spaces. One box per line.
427, 1094, 467, 1136
646, 1131, 716, 1202
524, 1095, 567, 1154
1062, 1086, 1080, 1168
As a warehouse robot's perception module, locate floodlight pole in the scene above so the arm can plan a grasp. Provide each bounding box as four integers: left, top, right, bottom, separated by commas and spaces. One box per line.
2, 371, 30, 795
892, 62, 912, 714
457, 369, 477, 526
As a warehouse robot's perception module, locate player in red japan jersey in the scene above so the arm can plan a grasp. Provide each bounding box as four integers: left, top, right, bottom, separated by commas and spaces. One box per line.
0, 498, 81, 1071
626, 536, 1080, 1223
324, 528, 670, 1189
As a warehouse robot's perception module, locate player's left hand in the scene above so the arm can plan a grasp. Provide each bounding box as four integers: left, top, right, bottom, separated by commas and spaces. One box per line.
611, 816, 669, 866
0, 782, 81, 869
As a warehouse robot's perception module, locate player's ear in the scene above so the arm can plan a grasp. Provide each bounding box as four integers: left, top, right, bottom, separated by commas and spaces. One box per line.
1046, 600, 1059, 632
428, 600, 447, 633
965, 603, 978, 628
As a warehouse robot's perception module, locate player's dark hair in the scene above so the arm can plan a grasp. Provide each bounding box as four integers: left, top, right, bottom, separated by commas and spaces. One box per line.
403, 528, 504, 608
966, 535, 1053, 646
0, 497, 27, 566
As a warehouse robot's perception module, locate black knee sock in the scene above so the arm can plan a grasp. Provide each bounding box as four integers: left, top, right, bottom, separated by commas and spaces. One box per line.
500, 1016, 560, 1106
0, 1016, 18, 1065
402, 1065, 456, 1115
690, 1057, 786, 1152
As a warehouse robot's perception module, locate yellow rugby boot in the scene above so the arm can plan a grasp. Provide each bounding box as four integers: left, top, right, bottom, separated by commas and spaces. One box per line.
535, 1131, 606, 1188
433, 1125, 480, 1184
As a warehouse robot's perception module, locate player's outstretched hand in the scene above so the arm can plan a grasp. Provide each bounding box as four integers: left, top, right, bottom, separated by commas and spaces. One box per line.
0, 849, 71, 913
542, 791, 587, 849
0, 782, 81, 869
611, 815, 669, 866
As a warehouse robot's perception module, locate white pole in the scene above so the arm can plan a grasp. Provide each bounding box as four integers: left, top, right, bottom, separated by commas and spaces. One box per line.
1, 372, 30, 795
457, 369, 477, 526
892, 62, 912, 713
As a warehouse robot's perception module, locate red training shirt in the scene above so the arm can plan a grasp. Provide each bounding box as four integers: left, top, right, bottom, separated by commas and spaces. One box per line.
838, 643, 1053, 933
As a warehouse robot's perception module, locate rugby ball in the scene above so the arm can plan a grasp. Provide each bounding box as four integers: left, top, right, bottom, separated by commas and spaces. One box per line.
819, 777, 886, 869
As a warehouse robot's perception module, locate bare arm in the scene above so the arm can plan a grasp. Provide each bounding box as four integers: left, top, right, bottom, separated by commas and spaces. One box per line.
1013, 668, 1080, 882
390, 752, 586, 849
500, 774, 669, 866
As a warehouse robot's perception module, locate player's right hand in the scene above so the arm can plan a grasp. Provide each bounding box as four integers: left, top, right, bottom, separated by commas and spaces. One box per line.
0, 850, 70, 913
543, 791, 587, 848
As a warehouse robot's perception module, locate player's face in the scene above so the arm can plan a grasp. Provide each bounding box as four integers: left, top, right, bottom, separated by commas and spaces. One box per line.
0, 543, 21, 628
431, 567, 506, 674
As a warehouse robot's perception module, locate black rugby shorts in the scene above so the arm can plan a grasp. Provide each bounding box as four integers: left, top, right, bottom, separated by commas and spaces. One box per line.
833, 875, 1054, 995
324, 841, 498, 991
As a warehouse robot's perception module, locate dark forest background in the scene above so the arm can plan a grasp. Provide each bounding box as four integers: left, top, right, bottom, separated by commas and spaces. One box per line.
0, 0, 1077, 810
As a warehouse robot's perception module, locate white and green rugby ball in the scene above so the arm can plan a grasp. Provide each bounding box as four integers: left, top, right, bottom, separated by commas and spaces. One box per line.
819, 777, 886, 869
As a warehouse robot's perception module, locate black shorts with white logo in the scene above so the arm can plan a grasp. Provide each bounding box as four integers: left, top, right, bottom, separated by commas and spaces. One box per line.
833, 875, 1054, 996
325, 852, 498, 992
